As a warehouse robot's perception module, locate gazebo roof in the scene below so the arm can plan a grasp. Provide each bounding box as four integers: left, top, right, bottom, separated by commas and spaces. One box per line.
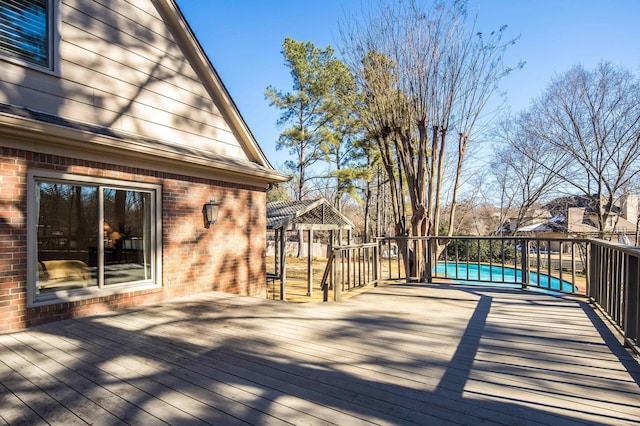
266, 199, 354, 231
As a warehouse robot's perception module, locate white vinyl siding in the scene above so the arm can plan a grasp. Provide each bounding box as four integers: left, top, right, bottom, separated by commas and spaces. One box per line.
0, 0, 247, 160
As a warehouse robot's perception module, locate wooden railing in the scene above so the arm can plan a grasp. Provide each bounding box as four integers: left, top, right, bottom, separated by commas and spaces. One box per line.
322, 236, 638, 356
320, 243, 379, 301
378, 236, 589, 294
588, 239, 640, 356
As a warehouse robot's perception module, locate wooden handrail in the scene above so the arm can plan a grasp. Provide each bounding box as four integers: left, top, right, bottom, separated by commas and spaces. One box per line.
320, 250, 335, 302
321, 243, 379, 302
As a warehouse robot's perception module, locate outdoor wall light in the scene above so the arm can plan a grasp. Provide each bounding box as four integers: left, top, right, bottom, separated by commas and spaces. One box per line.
202, 198, 221, 228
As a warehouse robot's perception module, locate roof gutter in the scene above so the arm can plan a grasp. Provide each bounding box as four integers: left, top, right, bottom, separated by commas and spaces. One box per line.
0, 111, 290, 186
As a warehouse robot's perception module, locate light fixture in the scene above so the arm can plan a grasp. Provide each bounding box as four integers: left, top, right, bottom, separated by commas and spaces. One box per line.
202, 198, 221, 228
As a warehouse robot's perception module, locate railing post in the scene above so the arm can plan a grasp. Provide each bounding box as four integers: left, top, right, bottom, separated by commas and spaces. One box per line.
322, 260, 333, 302
521, 238, 529, 289
624, 253, 639, 349
307, 229, 313, 296
426, 237, 432, 282
346, 243, 351, 290
586, 241, 592, 298
280, 228, 287, 301
329, 230, 334, 294
374, 242, 379, 286
571, 242, 576, 292
334, 249, 342, 302
274, 228, 279, 281
588, 242, 598, 303
321, 250, 335, 302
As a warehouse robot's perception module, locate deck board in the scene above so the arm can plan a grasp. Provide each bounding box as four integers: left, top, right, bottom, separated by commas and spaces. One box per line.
63, 317, 412, 425
1, 283, 639, 425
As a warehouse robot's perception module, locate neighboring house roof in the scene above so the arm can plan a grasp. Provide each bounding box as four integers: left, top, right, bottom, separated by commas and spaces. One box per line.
565, 220, 599, 234
517, 215, 567, 233
517, 194, 638, 235
267, 199, 354, 231
516, 222, 548, 233
612, 215, 637, 233
545, 194, 631, 218
545, 194, 600, 217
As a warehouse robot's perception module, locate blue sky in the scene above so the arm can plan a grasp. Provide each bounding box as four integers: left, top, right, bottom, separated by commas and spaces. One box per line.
176, 1, 640, 170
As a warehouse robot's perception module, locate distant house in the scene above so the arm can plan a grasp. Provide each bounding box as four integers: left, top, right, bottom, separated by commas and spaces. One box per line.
500, 208, 552, 235
514, 194, 638, 240
0, 0, 288, 331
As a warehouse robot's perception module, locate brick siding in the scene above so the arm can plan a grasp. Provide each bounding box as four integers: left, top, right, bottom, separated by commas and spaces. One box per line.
0, 147, 267, 332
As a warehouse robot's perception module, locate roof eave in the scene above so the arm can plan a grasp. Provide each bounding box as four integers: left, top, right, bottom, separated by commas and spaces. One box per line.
0, 112, 289, 185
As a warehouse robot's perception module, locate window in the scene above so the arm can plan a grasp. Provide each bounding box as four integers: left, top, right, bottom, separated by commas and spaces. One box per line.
28, 171, 162, 307
606, 215, 613, 228
0, 0, 53, 69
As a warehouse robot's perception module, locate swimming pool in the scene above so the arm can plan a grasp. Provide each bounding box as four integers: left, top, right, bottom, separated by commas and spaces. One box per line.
433, 262, 576, 293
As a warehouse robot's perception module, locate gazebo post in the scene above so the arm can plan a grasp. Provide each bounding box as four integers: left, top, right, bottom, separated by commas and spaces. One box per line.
307, 229, 313, 296
329, 230, 334, 290
280, 228, 286, 301
274, 229, 279, 280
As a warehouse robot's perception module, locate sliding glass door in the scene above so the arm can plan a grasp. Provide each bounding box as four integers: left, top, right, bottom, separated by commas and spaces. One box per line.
36, 182, 98, 292
33, 175, 158, 297
103, 188, 152, 285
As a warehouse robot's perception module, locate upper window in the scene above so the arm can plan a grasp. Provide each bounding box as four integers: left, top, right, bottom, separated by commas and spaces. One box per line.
27, 170, 162, 307
0, 0, 52, 69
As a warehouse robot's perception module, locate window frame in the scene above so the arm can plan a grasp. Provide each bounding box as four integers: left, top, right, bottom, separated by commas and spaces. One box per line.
27, 169, 163, 308
0, 0, 60, 74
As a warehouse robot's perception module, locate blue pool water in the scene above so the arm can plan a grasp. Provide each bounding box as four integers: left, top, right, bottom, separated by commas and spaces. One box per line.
433, 262, 576, 293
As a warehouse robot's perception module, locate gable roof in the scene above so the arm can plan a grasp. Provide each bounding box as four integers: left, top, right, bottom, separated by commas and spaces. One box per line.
545, 195, 599, 217
544, 194, 628, 217
517, 194, 639, 235
267, 199, 354, 231
0, 0, 289, 186
158, 0, 274, 169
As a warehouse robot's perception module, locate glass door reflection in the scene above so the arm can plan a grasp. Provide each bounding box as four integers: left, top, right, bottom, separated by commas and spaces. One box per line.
103, 188, 151, 285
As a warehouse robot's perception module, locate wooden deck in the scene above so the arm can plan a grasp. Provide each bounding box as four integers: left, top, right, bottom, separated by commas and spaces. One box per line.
1, 284, 640, 425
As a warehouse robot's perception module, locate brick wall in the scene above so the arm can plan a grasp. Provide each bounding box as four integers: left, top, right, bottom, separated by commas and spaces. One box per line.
0, 147, 267, 332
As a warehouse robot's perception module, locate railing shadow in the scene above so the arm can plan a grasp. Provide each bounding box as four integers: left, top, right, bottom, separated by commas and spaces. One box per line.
435, 291, 492, 396
580, 300, 640, 387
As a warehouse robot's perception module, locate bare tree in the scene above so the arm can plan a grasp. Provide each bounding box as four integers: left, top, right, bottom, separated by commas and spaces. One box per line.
491, 114, 567, 233
444, 24, 522, 238
341, 0, 518, 278
357, 50, 410, 238
522, 62, 640, 236
359, 138, 380, 242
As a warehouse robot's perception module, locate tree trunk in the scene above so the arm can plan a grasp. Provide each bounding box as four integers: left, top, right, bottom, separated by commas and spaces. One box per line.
446, 133, 468, 238
363, 176, 372, 242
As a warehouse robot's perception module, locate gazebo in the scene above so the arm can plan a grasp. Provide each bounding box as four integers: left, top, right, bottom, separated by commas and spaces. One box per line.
266, 199, 354, 300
